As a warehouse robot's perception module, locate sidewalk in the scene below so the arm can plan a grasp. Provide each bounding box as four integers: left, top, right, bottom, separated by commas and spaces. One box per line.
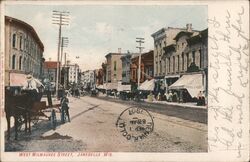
98, 93, 207, 110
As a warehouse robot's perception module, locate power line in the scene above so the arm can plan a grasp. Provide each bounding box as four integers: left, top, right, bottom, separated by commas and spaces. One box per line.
52, 10, 70, 97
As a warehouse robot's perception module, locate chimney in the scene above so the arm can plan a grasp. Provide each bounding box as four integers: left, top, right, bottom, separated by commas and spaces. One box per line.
186, 23, 192, 32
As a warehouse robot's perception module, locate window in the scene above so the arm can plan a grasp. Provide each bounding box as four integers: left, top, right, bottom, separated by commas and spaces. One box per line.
19, 56, 22, 70
168, 57, 170, 73
23, 58, 26, 72
182, 52, 184, 70
177, 55, 180, 72
187, 53, 189, 68
173, 56, 175, 73
192, 51, 196, 64
182, 42, 185, 47
159, 60, 162, 74
12, 34, 16, 48
199, 50, 202, 68
20, 36, 23, 50
114, 61, 117, 71
12, 55, 16, 69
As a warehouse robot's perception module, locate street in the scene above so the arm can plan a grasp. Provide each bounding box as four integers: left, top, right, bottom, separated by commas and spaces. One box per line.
5, 96, 207, 152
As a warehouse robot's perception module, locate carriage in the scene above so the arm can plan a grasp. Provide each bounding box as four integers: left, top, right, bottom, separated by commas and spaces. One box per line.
5, 87, 61, 140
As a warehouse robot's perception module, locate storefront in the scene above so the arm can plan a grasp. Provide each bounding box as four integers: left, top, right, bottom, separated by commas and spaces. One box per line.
169, 73, 204, 102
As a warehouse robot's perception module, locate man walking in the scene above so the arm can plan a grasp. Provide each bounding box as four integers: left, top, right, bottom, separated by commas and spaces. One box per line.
60, 94, 70, 123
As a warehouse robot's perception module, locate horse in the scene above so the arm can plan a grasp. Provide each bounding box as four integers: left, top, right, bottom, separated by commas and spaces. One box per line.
5, 88, 39, 140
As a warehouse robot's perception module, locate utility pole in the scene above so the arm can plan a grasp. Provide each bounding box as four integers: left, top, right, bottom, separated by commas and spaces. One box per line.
60, 37, 69, 65
52, 10, 69, 98
136, 37, 145, 90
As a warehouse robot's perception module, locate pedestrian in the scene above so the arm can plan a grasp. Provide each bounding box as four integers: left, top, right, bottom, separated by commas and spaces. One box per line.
60, 94, 70, 123
173, 91, 178, 102
168, 91, 173, 102
44, 78, 53, 107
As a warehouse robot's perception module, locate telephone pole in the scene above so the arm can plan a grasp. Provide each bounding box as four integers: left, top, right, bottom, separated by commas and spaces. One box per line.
136, 37, 144, 90
52, 10, 69, 98
60, 37, 69, 64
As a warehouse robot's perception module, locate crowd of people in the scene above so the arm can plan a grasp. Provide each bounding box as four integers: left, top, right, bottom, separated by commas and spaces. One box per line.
146, 89, 206, 106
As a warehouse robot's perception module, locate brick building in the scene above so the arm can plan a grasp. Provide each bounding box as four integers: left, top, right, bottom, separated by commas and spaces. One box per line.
130, 50, 154, 90
5, 16, 44, 87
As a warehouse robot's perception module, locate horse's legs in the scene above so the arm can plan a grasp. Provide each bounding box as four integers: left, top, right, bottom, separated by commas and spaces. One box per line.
6, 115, 10, 140
28, 113, 31, 133
24, 113, 28, 132
14, 116, 18, 140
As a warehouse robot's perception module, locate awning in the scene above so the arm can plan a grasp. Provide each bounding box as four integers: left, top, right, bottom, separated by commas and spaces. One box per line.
10, 73, 26, 86
96, 84, 106, 89
117, 84, 131, 91
139, 79, 155, 91
106, 83, 118, 90
10, 73, 44, 87
164, 74, 180, 79
169, 74, 203, 97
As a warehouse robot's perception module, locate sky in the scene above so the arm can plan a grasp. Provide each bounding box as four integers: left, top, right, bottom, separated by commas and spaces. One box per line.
5, 4, 207, 71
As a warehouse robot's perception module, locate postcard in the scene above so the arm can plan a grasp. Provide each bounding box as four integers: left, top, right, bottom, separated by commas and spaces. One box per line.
0, 0, 249, 162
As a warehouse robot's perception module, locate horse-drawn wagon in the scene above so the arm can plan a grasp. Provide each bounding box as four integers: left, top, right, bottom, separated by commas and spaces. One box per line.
5, 88, 61, 140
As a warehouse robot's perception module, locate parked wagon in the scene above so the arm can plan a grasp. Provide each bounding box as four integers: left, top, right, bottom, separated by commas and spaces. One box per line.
5, 88, 62, 140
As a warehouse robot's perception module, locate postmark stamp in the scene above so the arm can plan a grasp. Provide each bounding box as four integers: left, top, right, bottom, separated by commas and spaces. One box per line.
116, 107, 154, 142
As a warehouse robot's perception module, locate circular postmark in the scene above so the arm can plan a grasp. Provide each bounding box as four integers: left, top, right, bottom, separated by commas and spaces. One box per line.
116, 106, 154, 142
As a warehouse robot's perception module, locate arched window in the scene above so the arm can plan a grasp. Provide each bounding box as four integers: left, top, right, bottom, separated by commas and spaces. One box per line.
12, 33, 16, 48
12, 55, 16, 69
19, 56, 22, 70
23, 57, 26, 72
20, 35, 23, 50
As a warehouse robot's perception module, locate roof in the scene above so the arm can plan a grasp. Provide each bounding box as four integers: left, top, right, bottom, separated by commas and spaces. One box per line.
5, 16, 44, 51
130, 50, 153, 60
44, 61, 60, 69
151, 28, 167, 38
187, 28, 208, 45
105, 52, 127, 58
173, 31, 193, 41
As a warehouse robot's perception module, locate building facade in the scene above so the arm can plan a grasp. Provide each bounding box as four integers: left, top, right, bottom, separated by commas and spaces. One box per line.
66, 64, 80, 84
95, 68, 104, 86
130, 50, 154, 85
105, 53, 126, 83
120, 53, 132, 84
5, 16, 44, 86
151, 24, 194, 78
43, 61, 59, 83
81, 70, 95, 89
163, 28, 208, 101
